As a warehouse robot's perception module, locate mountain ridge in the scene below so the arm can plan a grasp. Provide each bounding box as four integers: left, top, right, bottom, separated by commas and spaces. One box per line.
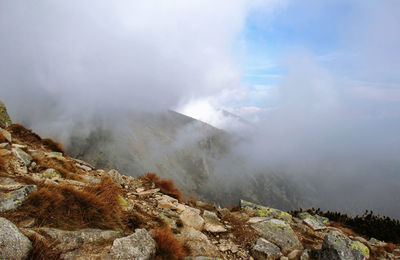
1, 100, 399, 259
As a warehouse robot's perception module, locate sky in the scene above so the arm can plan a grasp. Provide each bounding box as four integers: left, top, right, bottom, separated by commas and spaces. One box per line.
179, 0, 400, 128
1, 0, 400, 217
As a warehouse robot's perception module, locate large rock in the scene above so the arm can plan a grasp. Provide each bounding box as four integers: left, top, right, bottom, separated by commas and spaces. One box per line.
0, 217, 32, 260
251, 237, 282, 260
252, 219, 303, 254
240, 200, 292, 222
12, 148, 32, 167
40, 227, 121, 252
179, 226, 219, 257
203, 210, 226, 233
0, 128, 12, 143
0, 101, 11, 128
297, 212, 327, 231
319, 231, 370, 260
0, 184, 37, 212
108, 169, 124, 186
180, 208, 204, 230
110, 228, 156, 260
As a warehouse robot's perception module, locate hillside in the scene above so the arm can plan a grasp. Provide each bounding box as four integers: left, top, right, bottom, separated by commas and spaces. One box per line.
64, 110, 306, 211
1, 101, 400, 260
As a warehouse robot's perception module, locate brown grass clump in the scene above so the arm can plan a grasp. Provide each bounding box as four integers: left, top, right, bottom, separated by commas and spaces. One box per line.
330, 222, 358, 237
384, 242, 396, 252
7, 124, 42, 147
0, 153, 13, 173
220, 213, 258, 252
42, 138, 65, 154
0, 131, 10, 143
32, 155, 84, 181
152, 227, 187, 260
7, 177, 124, 230
139, 173, 183, 202
27, 234, 61, 260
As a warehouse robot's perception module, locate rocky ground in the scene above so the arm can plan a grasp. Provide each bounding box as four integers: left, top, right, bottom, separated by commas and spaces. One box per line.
0, 101, 399, 260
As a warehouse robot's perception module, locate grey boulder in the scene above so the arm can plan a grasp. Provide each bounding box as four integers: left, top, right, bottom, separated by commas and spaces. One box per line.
251, 237, 282, 260
252, 219, 303, 254
110, 228, 156, 260
0, 217, 32, 260
319, 231, 369, 260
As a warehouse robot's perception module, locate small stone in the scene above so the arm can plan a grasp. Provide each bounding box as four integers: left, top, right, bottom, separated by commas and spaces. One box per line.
77, 164, 92, 171
0, 128, 12, 143
157, 199, 178, 210
287, 249, 302, 260
0, 142, 10, 149
12, 144, 27, 149
43, 168, 61, 179
300, 249, 310, 260
248, 217, 269, 224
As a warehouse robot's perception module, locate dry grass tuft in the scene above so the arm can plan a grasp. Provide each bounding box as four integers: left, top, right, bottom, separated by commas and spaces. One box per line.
384, 242, 396, 252
0, 131, 10, 143
27, 233, 61, 260
0, 153, 14, 174
330, 222, 358, 237
139, 173, 183, 202
6, 177, 124, 230
7, 124, 42, 147
42, 138, 65, 154
32, 155, 84, 181
220, 213, 258, 252
152, 227, 187, 260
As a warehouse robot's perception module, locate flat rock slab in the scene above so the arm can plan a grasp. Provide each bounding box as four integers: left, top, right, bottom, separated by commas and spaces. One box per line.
0, 217, 32, 260
252, 219, 303, 254
110, 228, 156, 260
0, 184, 37, 212
180, 208, 204, 230
203, 210, 226, 233
179, 227, 219, 257
297, 212, 328, 231
12, 148, 32, 166
298, 212, 328, 223
319, 231, 369, 260
240, 200, 292, 222
303, 218, 326, 231
0, 128, 12, 143
251, 237, 282, 260
41, 227, 122, 252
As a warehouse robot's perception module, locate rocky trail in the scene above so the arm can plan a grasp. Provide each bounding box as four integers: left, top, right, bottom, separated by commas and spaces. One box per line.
0, 101, 399, 260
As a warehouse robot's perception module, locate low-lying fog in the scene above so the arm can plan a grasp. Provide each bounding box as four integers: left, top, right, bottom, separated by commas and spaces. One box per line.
1, 1, 399, 218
